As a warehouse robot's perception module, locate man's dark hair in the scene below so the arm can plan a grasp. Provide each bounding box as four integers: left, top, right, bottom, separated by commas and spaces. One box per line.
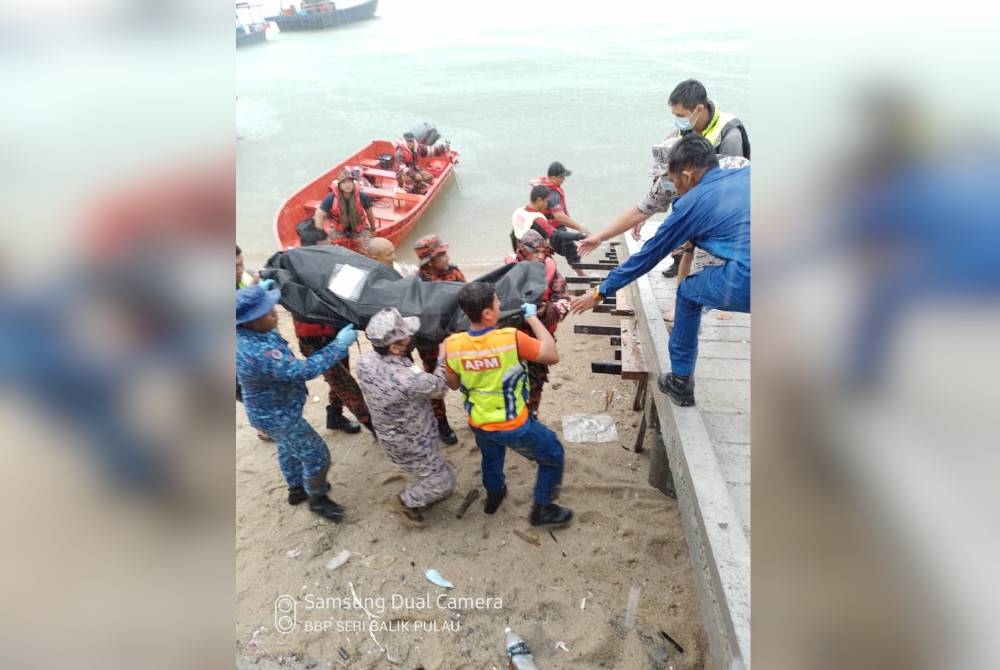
457, 282, 497, 322
668, 79, 709, 111
529, 185, 550, 202
299, 226, 329, 247
372, 344, 391, 357
236, 244, 242, 256
667, 134, 719, 174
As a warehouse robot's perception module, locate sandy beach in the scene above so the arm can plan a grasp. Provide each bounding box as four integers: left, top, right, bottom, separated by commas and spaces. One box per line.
236, 253, 708, 669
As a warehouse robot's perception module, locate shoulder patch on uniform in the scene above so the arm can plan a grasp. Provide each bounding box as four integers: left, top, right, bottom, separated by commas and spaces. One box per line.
266, 349, 283, 360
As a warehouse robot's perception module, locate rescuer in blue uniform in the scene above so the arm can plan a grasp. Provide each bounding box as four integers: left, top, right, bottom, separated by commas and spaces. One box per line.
236, 281, 358, 521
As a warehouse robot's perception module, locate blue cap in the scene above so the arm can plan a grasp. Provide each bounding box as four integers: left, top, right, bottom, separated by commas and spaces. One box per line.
237, 283, 281, 325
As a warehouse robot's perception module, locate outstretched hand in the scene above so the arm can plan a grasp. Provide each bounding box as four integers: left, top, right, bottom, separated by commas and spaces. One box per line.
569, 292, 600, 315
630, 221, 645, 240
575, 235, 602, 257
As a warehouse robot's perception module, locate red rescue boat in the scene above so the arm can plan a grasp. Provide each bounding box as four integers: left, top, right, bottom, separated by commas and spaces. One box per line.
273, 139, 458, 251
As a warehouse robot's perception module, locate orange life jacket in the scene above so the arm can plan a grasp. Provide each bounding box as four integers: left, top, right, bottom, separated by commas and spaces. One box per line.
328, 187, 369, 235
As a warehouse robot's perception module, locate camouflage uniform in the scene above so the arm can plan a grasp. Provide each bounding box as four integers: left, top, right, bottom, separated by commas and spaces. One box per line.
505, 231, 571, 416
236, 327, 349, 496
296, 332, 371, 427
355, 310, 456, 508
415, 262, 466, 419
395, 140, 450, 194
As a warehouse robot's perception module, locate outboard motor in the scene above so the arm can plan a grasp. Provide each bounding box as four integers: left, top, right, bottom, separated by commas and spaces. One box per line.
378, 154, 393, 170
408, 121, 440, 146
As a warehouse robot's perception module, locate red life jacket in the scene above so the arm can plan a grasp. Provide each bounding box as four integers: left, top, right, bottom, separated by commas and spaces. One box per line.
503, 254, 557, 302
328, 187, 369, 235
528, 177, 570, 218
395, 139, 418, 168
293, 318, 337, 339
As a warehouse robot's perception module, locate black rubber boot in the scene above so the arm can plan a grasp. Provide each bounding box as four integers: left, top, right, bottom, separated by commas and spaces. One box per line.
437, 417, 458, 445
287, 486, 308, 506
657, 372, 695, 407
327, 406, 361, 434
484, 485, 507, 514
529, 503, 573, 527
661, 252, 684, 278
308, 494, 345, 522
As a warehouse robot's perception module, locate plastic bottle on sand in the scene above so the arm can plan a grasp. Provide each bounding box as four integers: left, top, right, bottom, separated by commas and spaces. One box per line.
505, 627, 538, 670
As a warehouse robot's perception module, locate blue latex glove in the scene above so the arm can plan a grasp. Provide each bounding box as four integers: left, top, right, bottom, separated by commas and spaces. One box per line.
259, 278, 276, 291
333, 324, 358, 349
521, 302, 538, 318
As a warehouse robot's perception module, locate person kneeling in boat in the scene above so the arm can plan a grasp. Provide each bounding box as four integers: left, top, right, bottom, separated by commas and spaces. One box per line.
413, 234, 465, 445
355, 309, 457, 523
503, 230, 571, 419
395, 132, 451, 195
314, 168, 377, 253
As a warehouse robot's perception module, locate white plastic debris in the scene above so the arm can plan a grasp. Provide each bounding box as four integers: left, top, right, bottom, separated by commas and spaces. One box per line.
562, 414, 619, 443
555, 641, 570, 653
424, 569, 454, 589
580, 591, 592, 610
624, 581, 641, 630
286, 547, 302, 558
326, 549, 351, 570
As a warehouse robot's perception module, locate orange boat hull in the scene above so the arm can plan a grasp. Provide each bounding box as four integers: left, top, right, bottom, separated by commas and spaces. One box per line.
272, 139, 456, 251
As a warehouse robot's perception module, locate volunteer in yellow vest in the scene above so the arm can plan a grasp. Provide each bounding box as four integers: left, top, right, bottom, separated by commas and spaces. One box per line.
576, 79, 750, 273
443, 283, 573, 527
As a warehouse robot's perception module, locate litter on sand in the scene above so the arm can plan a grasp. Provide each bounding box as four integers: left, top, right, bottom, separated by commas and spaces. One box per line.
562, 414, 619, 443
286, 548, 302, 558
424, 569, 454, 589
513, 529, 540, 546
326, 549, 351, 570
580, 591, 592, 610
555, 641, 570, 652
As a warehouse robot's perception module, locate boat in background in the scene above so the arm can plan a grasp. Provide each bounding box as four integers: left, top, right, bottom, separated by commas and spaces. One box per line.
273, 139, 458, 250
236, 3, 269, 47
266, 0, 378, 32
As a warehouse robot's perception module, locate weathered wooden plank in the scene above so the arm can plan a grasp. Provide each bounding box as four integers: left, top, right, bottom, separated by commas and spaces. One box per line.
574, 324, 620, 336
619, 319, 647, 380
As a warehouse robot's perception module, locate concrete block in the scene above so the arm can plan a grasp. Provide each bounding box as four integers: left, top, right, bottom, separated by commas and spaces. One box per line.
700, 340, 751, 360
691, 379, 751, 415
696, 358, 751, 381
702, 412, 751, 447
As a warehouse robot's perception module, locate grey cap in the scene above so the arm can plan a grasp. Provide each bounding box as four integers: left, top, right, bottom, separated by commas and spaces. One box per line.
365, 308, 420, 347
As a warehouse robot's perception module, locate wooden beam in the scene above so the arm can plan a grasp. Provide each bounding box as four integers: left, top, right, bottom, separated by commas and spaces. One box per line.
619, 319, 648, 380
570, 263, 618, 271
574, 324, 620, 336
591, 361, 622, 375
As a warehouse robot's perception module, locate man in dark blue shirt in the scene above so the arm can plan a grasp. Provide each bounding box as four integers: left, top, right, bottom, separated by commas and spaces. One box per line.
571, 134, 750, 406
